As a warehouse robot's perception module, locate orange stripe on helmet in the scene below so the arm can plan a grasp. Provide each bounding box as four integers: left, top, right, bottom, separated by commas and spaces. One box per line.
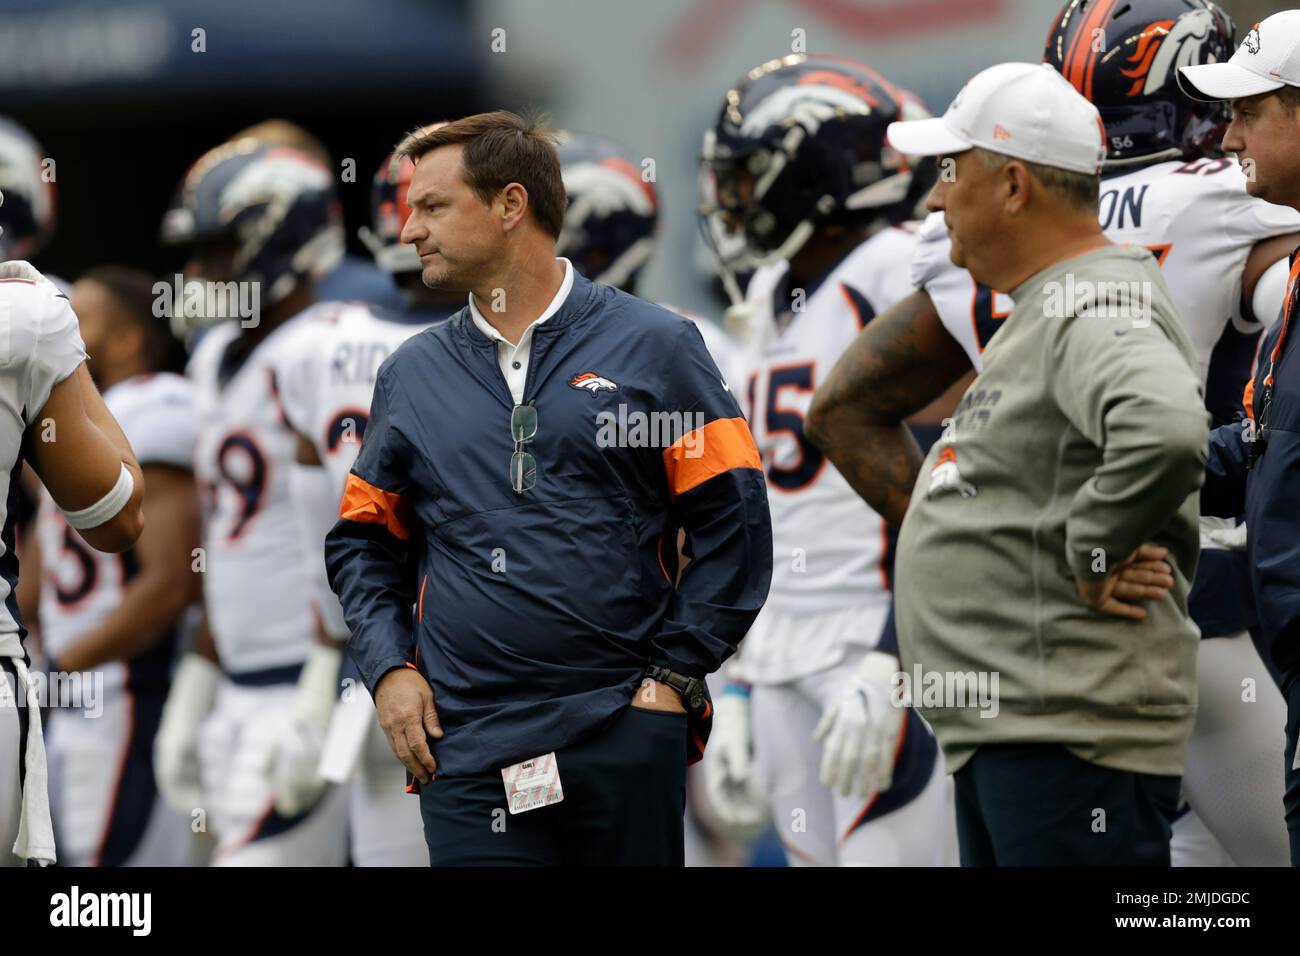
797, 68, 881, 107
1082, 0, 1121, 100
339, 472, 414, 540
599, 156, 658, 209
661, 416, 762, 499
1066, 0, 1116, 96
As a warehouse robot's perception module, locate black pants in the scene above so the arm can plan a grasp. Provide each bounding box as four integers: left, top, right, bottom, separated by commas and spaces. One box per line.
1284, 679, 1300, 866
419, 706, 687, 865
954, 743, 1180, 866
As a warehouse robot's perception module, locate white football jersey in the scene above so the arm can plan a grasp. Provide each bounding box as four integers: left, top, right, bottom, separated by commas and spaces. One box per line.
188, 316, 317, 673
272, 302, 440, 638
741, 225, 917, 668
37, 373, 196, 685
0, 275, 86, 645
914, 156, 1300, 383
275, 303, 441, 498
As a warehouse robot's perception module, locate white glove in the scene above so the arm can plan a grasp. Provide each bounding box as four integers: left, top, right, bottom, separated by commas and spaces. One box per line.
814, 650, 906, 798
270, 643, 342, 816
702, 688, 769, 839
154, 654, 220, 815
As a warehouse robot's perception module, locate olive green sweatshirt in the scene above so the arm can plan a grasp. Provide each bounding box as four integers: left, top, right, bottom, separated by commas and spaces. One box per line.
894, 244, 1209, 777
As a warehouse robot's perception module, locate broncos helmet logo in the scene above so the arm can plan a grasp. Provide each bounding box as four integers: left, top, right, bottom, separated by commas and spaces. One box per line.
569, 371, 619, 393
739, 77, 874, 138
1123, 11, 1218, 98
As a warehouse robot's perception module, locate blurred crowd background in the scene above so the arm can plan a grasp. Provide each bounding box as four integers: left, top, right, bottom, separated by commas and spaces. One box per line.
3, 0, 1277, 317
0, 0, 1282, 868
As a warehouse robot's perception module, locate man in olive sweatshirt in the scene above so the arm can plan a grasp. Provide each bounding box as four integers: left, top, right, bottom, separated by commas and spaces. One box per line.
886, 63, 1209, 866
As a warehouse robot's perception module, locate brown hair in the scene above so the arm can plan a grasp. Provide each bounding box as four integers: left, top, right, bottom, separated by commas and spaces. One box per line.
1272, 84, 1300, 114
395, 111, 565, 239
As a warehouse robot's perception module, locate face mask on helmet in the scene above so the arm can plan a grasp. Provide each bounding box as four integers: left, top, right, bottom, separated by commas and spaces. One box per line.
699, 55, 913, 283
161, 139, 344, 337
359, 151, 421, 275
1044, 0, 1236, 166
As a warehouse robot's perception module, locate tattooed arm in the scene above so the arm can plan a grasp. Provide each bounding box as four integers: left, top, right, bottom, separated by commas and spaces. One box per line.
804, 289, 972, 525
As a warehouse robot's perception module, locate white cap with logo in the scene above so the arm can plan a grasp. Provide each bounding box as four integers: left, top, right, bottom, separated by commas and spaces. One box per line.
885, 62, 1106, 176
1178, 11, 1300, 101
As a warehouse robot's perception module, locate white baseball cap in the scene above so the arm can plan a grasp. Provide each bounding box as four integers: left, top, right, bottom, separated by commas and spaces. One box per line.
1178, 11, 1300, 101
886, 62, 1106, 176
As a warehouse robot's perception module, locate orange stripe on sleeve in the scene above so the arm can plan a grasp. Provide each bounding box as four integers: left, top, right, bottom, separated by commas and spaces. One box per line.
662, 416, 762, 499
339, 472, 414, 540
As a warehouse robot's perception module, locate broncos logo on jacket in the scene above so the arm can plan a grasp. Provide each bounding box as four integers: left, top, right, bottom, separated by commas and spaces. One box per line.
569, 371, 619, 393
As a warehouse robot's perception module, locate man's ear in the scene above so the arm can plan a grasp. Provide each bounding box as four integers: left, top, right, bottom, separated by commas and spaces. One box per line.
1003, 161, 1032, 215
499, 182, 529, 232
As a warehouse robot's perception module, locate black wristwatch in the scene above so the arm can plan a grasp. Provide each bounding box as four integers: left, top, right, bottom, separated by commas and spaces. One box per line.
643, 665, 709, 719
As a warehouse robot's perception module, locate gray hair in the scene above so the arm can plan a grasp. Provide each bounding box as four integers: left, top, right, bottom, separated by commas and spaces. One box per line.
975, 148, 1098, 213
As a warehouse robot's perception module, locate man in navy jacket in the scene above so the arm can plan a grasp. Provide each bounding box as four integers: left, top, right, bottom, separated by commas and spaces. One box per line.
1182, 18, 1300, 863
324, 111, 772, 865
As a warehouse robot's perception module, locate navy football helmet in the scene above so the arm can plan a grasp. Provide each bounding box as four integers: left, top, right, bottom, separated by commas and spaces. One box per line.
554, 132, 659, 291
1044, 0, 1236, 166
160, 138, 344, 330
359, 149, 420, 275
700, 54, 913, 274
0, 116, 54, 260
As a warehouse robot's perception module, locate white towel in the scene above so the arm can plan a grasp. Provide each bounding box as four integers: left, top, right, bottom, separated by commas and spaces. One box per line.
0, 635, 55, 865
317, 687, 375, 784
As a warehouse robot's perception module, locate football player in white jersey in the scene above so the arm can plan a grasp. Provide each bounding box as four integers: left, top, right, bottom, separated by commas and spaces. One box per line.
152, 138, 350, 866
274, 148, 461, 867
3, 116, 69, 559
697, 55, 954, 866
24, 268, 200, 867
0, 260, 145, 866
808, 0, 1300, 866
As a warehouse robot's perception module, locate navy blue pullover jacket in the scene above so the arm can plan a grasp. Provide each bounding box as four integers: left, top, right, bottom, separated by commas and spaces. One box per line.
1203, 251, 1300, 692
325, 271, 772, 775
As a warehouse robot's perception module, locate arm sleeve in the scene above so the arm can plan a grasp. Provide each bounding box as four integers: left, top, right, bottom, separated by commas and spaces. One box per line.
21, 286, 87, 426
1051, 304, 1210, 580
650, 319, 772, 678
324, 366, 419, 694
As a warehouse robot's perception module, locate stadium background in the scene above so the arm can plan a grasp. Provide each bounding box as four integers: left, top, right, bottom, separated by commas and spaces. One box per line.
2, 0, 1279, 312
0, 0, 1282, 869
